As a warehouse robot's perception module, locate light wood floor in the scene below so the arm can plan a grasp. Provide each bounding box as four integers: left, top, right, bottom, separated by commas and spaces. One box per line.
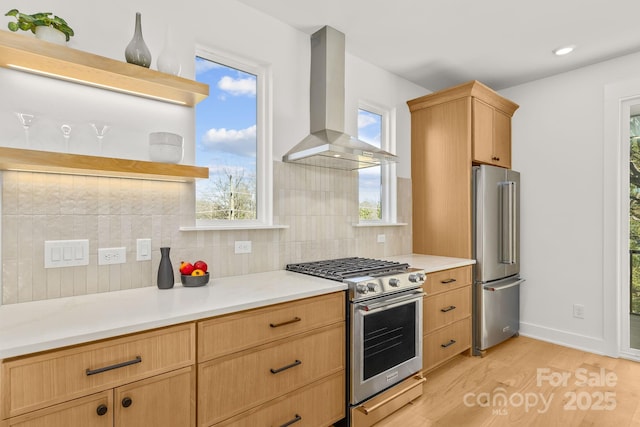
375, 336, 640, 426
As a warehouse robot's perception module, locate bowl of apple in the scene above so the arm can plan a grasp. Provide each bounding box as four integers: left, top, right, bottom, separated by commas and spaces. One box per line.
179, 260, 209, 287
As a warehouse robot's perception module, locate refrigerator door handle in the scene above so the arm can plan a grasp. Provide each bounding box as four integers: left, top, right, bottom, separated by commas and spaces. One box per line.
484, 278, 525, 292
500, 181, 517, 264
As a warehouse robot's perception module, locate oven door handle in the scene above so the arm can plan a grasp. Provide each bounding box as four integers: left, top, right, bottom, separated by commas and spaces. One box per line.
357, 291, 425, 314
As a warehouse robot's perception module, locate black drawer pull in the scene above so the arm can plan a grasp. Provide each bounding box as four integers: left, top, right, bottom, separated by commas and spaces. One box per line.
440, 305, 457, 312
441, 339, 456, 348
86, 356, 142, 376
270, 317, 301, 328
280, 414, 302, 427
122, 397, 133, 408
440, 278, 457, 284
96, 404, 108, 416
270, 359, 302, 374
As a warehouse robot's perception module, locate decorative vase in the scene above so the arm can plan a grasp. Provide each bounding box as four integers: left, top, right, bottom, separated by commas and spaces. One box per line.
125, 12, 152, 68
35, 26, 66, 45
157, 25, 182, 76
157, 247, 174, 289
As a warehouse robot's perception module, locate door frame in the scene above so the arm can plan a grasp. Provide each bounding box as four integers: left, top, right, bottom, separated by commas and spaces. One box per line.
604, 78, 640, 360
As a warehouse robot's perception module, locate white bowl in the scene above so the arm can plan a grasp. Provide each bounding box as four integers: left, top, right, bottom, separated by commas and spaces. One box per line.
149, 132, 183, 163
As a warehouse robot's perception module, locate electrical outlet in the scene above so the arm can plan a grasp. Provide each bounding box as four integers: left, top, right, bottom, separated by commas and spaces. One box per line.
98, 247, 127, 265
573, 303, 585, 319
377, 234, 386, 243
235, 241, 252, 254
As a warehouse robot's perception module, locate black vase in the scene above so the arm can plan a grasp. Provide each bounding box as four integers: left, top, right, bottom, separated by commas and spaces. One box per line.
157, 247, 174, 289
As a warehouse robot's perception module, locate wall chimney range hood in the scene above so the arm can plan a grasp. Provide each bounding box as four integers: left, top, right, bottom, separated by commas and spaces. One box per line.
283, 26, 397, 170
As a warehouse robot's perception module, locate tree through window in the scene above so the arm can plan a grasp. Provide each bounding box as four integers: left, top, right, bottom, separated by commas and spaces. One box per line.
195, 56, 257, 221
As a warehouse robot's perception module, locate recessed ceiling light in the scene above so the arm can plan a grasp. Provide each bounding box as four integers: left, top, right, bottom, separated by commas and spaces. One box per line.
553, 45, 576, 56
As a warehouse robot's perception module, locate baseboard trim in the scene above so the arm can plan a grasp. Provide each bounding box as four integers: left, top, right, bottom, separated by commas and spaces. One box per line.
519, 321, 614, 357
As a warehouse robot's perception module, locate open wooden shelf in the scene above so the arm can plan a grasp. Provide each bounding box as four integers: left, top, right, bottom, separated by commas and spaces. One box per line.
0, 30, 209, 106
0, 147, 209, 182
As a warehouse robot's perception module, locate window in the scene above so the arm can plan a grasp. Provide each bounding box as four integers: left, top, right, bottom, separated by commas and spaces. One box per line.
357, 103, 396, 223
194, 49, 272, 226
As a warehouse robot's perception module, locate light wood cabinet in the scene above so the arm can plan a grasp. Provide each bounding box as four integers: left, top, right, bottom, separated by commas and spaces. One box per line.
213, 372, 344, 427
472, 98, 512, 168
0, 323, 196, 426
407, 80, 518, 258
197, 292, 345, 427
422, 266, 472, 373
0, 391, 112, 427
0, 293, 345, 427
114, 367, 195, 427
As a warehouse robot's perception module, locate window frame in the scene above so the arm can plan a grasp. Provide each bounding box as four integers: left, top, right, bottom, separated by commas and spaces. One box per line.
194, 45, 273, 228
357, 101, 398, 224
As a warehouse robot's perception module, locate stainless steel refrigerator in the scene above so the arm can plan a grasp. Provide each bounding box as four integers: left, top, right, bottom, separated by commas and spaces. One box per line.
472, 164, 525, 355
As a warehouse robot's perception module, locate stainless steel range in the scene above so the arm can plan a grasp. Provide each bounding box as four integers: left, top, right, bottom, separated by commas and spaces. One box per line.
286, 257, 426, 417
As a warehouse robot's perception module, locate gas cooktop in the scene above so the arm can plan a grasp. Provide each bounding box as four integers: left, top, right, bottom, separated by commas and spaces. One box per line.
285, 257, 409, 282
286, 257, 425, 302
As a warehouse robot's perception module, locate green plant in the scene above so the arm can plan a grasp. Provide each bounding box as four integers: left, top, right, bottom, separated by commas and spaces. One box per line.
5, 9, 74, 41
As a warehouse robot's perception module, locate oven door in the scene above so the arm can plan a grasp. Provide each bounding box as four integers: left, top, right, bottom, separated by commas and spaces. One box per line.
350, 289, 424, 405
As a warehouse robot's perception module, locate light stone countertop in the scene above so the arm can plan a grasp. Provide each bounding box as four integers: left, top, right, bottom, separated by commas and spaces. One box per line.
0, 254, 474, 360
385, 254, 476, 272
0, 270, 346, 359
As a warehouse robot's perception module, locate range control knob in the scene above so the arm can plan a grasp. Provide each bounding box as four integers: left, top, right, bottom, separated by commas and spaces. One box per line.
367, 282, 382, 293
356, 283, 368, 294
418, 273, 426, 282
408, 274, 418, 283
388, 278, 400, 287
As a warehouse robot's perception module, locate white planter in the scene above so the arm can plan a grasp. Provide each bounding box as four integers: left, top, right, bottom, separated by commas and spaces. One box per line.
35, 26, 66, 45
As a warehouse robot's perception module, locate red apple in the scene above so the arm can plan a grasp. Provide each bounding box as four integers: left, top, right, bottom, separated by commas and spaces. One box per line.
193, 260, 208, 273
179, 261, 195, 275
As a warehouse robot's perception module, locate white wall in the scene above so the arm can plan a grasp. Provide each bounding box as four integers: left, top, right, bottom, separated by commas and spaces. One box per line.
501, 51, 640, 356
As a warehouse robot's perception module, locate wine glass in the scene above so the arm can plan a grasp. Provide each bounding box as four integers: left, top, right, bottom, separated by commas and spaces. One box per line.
91, 123, 110, 154
16, 113, 35, 147
60, 124, 72, 152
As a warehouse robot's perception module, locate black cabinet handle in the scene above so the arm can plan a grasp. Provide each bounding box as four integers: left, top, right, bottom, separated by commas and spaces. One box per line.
270, 317, 301, 328
492, 156, 500, 161
440, 278, 456, 284
96, 404, 108, 416
441, 339, 456, 348
122, 397, 133, 408
86, 356, 142, 376
440, 305, 456, 312
270, 359, 302, 374
280, 414, 302, 427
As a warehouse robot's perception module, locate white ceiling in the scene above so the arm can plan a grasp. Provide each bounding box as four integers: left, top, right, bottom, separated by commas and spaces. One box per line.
236, 0, 640, 91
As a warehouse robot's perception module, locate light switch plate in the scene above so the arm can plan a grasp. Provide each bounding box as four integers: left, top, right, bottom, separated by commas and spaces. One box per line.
136, 238, 152, 261
45, 239, 89, 268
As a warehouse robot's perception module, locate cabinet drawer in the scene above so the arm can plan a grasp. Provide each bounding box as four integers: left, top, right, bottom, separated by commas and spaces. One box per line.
424, 266, 472, 295
198, 292, 344, 362
423, 286, 471, 334
1, 323, 195, 418
198, 323, 344, 426
423, 317, 471, 372
1, 391, 112, 427
213, 372, 344, 427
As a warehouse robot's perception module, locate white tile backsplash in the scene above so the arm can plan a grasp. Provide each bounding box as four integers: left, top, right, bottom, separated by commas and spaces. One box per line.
1, 162, 412, 304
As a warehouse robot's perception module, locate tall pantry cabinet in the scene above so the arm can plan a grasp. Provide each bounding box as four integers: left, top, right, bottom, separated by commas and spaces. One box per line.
407, 80, 519, 258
